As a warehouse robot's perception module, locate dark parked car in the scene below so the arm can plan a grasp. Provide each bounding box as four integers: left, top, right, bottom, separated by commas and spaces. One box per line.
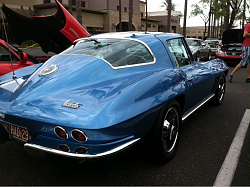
216, 29, 242, 65
186, 38, 211, 61
0, 32, 228, 163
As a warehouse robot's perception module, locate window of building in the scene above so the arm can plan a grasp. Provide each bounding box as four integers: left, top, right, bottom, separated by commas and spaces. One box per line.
147, 24, 151, 28
117, 6, 119, 10
141, 12, 143, 17
44, 0, 51, 3
81, 1, 85, 7
72, 0, 76, 6
141, 24, 144, 27
57, 0, 62, 3
124, 7, 127, 12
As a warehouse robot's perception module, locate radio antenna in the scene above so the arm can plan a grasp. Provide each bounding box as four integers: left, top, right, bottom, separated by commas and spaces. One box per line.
1, 9, 16, 79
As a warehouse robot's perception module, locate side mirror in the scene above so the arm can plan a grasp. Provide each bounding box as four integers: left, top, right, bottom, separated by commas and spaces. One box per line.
20, 52, 28, 64
201, 42, 206, 47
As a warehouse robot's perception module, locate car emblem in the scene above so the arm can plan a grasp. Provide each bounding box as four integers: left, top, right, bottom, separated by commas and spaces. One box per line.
62, 100, 83, 109
232, 52, 236, 55
39, 65, 58, 76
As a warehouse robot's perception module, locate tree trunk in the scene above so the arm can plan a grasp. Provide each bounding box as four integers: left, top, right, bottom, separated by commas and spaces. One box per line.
183, 0, 188, 37
76, 0, 82, 25
242, 0, 246, 28
146, 0, 148, 31
224, 0, 230, 30
68, 0, 72, 15
167, 0, 171, 32
119, 0, 122, 32
128, 0, 133, 31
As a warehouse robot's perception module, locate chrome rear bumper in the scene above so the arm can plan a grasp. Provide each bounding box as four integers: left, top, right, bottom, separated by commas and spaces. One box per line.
24, 138, 140, 159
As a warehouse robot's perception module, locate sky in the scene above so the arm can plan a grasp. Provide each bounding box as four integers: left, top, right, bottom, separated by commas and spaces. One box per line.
146, 0, 210, 27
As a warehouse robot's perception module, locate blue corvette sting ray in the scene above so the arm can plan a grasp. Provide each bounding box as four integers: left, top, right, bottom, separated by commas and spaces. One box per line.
0, 32, 228, 162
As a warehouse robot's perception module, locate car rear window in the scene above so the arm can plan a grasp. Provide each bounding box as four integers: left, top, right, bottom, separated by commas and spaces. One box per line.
61, 39, 154, 68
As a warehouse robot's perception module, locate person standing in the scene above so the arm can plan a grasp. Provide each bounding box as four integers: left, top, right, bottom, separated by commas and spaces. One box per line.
228, 23, 250, 83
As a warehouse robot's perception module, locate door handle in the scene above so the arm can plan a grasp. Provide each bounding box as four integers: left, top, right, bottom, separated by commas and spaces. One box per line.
188, 77, 194, 82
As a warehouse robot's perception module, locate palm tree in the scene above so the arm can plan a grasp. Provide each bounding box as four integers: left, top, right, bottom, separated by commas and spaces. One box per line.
128, 0, 133, 31
76, 0, 82, 25
68, 0, 72, 15
183, 0, 188, 37
119, 0, 122, 31
160, 0, 177, 11
167, 0, 171, 32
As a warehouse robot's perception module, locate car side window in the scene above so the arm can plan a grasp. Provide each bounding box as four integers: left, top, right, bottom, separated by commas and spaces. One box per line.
0, 44, 19, 62
166, 38, 194, 68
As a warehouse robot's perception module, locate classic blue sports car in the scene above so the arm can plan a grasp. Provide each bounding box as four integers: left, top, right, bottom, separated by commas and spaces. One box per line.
0, 32, 228, 162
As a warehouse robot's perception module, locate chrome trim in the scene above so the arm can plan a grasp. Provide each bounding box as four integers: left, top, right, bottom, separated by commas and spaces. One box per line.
24, 138, 140, 159
39, 65, 58, 76
54, 126, 68, 139
71, 129, 88, 142
74, 146, 88, 154
58, 144, 70, 153
62, 100, 83, 109
182, 93, 215, 121
62, 37, 156, 70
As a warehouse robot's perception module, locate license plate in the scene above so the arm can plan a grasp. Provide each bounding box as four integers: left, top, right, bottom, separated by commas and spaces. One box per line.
9, 123, 31, 142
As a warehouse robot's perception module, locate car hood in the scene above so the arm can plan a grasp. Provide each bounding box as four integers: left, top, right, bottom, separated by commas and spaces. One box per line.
2, 0, 89, 54
2, 55, 157, 129
222, 29, 242, 44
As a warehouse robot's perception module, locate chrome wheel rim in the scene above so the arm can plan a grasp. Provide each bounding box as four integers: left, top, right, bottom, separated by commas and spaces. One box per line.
162, 107, 180, 153
218, 77, 225, 102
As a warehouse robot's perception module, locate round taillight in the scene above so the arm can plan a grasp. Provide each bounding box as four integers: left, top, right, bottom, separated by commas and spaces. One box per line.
71, 129, 87, 142
58, 144, 70, 152
54, 126, 68, 139
74, 146, 88, 154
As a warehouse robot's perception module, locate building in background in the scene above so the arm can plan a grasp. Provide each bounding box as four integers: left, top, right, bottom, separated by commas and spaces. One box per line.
148, 11, 181, 33
0, 0, 210, 41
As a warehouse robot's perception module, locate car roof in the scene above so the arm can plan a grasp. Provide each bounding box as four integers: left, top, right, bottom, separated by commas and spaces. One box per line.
75, 31, 183, 42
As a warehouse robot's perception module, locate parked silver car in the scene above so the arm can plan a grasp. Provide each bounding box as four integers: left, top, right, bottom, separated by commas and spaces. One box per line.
186, 38, 212, 61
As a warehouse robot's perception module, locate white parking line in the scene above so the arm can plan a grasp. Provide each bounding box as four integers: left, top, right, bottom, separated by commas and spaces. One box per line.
213, 109, 250, 186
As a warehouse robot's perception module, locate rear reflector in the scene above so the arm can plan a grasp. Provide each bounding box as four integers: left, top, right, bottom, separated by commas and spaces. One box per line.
58, 144, 70, 152
71, 129, 87, 142
74, 146, 88, 154
54, 126, 68, 139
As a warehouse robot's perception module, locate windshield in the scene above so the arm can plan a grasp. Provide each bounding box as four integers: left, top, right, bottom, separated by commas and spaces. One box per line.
186, 39, 200, 46
61, 39, 154, 68
7, 43, 23, 56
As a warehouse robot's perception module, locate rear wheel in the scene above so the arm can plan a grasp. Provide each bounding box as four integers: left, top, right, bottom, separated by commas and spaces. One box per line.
212, 75, 226, 105
149, 100, 181, 162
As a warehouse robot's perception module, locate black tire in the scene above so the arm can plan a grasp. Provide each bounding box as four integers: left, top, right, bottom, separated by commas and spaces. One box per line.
149, 100, 182, 162
196, 51, 201, 61
212, 75, 226, 105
